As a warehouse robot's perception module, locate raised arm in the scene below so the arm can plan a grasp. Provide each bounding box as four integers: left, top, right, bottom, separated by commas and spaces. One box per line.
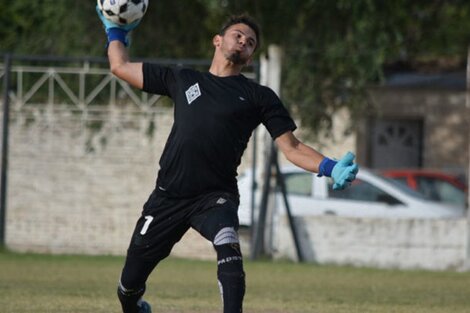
275, 131, 359, 190
97, 6, 143, 89
108, 41, 143, 89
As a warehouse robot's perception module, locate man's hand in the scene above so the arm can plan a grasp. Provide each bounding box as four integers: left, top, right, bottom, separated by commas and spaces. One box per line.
331, 152, 359, 190
96, 5, 141, 46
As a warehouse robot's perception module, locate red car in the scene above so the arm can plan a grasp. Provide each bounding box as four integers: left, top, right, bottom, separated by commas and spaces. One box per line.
381, 169, 468, 208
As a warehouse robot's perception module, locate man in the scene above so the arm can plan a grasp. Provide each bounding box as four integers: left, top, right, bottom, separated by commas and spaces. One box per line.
97, 9, 358, 313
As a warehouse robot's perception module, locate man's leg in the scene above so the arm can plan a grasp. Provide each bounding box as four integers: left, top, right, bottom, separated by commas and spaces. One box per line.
213, 227, 245, 313
117, 257, 157, 313
191, 195, 245, 313
118, 192, 191, 313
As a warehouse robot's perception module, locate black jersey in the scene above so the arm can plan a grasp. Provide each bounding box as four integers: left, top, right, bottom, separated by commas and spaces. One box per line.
142, 63, 296, 198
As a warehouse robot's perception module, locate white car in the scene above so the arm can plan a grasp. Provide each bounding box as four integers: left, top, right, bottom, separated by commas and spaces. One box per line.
237, 166, 466, 226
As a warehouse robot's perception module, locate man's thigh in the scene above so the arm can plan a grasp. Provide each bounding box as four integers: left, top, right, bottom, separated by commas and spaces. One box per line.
190, 192, 240, 242
126, 193, 193, 259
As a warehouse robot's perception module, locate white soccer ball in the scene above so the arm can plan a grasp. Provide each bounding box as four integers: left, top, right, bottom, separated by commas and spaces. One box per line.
97, 0, 149, 25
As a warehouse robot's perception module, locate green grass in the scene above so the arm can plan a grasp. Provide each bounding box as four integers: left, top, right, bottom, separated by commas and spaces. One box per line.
1, 250, 470, 313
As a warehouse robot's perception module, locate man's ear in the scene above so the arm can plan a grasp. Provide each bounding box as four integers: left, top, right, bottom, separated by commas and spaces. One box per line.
213, 34, 222, 48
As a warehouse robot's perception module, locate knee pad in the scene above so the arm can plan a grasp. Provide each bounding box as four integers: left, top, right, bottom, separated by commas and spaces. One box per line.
117, 281, 146, 313
213, 227, 243, 270
214, 226, 240, 246
118, 280, 146, 297
213, 227, 243, 272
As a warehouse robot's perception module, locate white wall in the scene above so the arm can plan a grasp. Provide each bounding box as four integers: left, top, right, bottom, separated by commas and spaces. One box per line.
273, 215, 469, 271
4, 104, 257, 257
5, 104, 469, 271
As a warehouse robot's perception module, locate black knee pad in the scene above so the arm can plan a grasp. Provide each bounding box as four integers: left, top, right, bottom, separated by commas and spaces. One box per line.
214, 242, 245, 289
117, 282, 146, 313
215, 243, 244, 273
213, 227, 243, 273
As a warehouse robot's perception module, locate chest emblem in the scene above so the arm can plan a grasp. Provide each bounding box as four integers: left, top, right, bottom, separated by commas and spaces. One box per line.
185, 83, 201, 105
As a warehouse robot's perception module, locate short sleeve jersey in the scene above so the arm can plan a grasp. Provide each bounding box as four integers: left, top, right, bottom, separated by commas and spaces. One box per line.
143, 63, 297, 198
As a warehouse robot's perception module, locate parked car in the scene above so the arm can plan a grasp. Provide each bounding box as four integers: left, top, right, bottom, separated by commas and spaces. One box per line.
237, 167, 465, 226
381, 169, 468, 208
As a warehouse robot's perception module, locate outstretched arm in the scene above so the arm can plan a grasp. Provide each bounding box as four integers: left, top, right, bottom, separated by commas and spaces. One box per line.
275, 131, 359, 190
275, 131, 324, 173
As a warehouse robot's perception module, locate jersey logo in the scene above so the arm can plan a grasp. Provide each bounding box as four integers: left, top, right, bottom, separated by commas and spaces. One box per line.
216, 197, 227, 205
185, 83, 201, 105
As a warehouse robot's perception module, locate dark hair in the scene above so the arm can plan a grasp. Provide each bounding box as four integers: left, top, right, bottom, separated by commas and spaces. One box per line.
219, 14, 261, 51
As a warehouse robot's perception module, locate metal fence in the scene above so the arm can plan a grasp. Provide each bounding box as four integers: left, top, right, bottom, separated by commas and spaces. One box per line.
0, 54, 259, 253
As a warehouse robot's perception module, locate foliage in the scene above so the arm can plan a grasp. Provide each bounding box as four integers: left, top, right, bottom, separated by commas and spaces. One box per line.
0, 0, 215, 58
215, 0, 470, 138
131, 0, 215, 58
0, 1, 103, 56
1, 0, 470, 137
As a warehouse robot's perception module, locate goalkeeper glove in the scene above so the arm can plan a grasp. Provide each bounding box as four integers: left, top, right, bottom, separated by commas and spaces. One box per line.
96, 5, 141, 47
318, 152, 359, 190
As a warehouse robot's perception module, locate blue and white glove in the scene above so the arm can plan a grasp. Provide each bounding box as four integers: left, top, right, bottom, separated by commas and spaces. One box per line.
318, 152, 359, 190
96, 5, 141, 47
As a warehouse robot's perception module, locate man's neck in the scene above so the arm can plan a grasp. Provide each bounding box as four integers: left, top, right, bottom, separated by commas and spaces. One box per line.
209, 56, 244, 77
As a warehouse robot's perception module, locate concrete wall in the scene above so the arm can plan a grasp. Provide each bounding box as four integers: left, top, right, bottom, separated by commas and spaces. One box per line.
272, 215, 469, 271
6, 105, 167, 255
3, 101, 469, 271
3, 104, 257, 258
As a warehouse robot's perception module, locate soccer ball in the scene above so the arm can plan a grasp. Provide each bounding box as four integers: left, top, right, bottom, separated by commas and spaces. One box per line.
97, 0, 148, 25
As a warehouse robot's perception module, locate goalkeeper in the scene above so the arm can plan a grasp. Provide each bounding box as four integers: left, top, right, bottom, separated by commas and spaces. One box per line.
97, 8, 358, 313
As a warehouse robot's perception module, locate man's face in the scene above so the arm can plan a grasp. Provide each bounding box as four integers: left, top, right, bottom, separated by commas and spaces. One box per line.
217, 23, 257, 66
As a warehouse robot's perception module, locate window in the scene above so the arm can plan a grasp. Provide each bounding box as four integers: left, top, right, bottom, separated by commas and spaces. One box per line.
328, 179, 402, 204
417, 177, 465, 206
389, 177, 408, 187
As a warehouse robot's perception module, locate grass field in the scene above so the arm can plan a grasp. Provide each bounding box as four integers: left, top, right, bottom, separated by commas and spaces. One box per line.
1, 250, 470, 313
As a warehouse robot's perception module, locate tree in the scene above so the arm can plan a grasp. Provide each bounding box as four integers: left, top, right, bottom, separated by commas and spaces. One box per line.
215, 0, 470, 139
0, 1, 104, 56
2, 0, 470, 139
0, 0, 215, 59
131, 0, 214, 59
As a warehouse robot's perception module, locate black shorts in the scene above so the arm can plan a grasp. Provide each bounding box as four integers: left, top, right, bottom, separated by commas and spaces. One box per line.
126, 190, 240, 261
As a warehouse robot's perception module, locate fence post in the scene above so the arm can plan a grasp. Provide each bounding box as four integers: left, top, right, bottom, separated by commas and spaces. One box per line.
466, 46, 470, 270
0, 53, 12, 247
